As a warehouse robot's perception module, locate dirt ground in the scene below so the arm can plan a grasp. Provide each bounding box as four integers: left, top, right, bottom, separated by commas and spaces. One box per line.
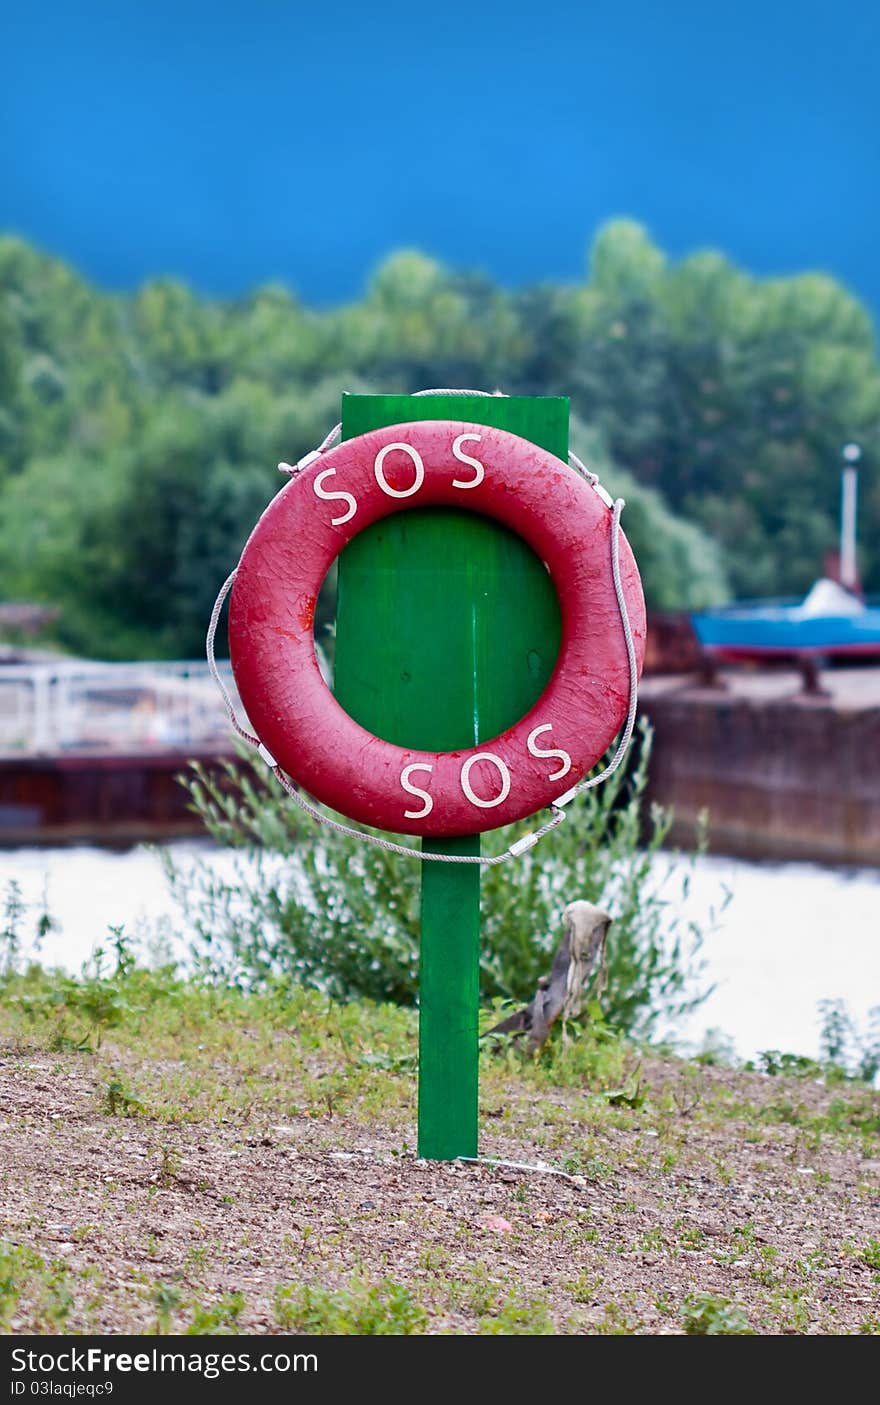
1, 1001, 878, 1335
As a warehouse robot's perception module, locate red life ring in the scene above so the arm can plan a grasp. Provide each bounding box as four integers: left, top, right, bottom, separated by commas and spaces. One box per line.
228, 420, 646, 837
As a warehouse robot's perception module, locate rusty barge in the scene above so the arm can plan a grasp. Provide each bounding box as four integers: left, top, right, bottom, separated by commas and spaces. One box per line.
640, 665, 880, 866
1, 646, 879, 865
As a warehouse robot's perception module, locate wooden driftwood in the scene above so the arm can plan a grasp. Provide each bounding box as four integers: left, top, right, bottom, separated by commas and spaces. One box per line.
484, 900, 611, 1051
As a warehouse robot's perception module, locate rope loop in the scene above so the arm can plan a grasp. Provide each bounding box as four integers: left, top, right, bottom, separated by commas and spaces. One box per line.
206, 389, 639, 865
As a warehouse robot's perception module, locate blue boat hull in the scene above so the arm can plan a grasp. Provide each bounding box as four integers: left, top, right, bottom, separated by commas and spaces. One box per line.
691, 603, 880, 656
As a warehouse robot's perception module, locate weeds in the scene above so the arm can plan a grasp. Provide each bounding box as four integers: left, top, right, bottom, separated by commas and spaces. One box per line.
0, 881, 54, 978
0, 1242, 76, 1332
0, 883, 26, 976
603, 1061, 645, 1109
861, 1239, 880, 1272
156, 1147, 182, 1187
818, 1000, 880, 1084
3, 926, 177, 1053
477, 1297, 556, 1335
274, 1277, 425, 1335
152, 1283, 182, 1334
186, 1292, 245, 1335
681, 1293, 754, 1335
103, 1075, 146, 1117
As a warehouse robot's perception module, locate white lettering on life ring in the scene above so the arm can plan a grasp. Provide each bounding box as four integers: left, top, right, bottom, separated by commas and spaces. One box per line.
460, 752, 511, 809
374, 442, 425, 498
400, 762, 434, 818
313, 467, 357, 526
526, 724, 572, 782
451, 432, 485, 489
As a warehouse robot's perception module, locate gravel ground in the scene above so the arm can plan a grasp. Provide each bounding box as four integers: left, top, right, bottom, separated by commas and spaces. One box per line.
1, 1024, 878, 1335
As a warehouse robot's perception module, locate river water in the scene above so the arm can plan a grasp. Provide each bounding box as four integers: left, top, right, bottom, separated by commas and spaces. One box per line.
1, 844, 877, 1064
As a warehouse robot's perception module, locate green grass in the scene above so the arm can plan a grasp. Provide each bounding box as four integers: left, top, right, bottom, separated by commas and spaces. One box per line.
185, 1292, 246, 1335
3, 946, 877, 1162
861, 1239, 880, 1271
274, 1277, 426, 1335
0, 1243, 79, 1332
681, 1293, 755, 1336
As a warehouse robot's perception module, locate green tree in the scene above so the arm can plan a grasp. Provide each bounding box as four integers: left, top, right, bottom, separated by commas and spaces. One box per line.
1, 226, 878, 661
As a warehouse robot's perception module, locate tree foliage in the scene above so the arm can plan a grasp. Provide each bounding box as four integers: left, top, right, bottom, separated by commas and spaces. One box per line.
1, 222, 877, 658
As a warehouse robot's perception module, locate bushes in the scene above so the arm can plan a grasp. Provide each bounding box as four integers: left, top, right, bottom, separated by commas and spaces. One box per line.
170, 720, 708, 1037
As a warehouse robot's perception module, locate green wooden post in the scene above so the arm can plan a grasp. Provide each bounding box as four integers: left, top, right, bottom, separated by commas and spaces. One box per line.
335, 394, 568, 1159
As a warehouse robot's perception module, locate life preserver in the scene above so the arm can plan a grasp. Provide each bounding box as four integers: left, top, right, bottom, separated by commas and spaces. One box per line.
228, 420, 646, 837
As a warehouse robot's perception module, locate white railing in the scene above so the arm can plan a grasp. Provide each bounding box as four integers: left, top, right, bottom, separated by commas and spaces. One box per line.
0, 660, 243, 756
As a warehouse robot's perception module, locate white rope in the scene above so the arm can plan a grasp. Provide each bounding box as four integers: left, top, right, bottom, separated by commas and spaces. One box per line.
206, 390, 639, 865
206, 570, 261, 750
452, 1155, 585, 1183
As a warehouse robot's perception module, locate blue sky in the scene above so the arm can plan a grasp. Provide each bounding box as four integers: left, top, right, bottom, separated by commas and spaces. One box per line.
3, 1, 878, 315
